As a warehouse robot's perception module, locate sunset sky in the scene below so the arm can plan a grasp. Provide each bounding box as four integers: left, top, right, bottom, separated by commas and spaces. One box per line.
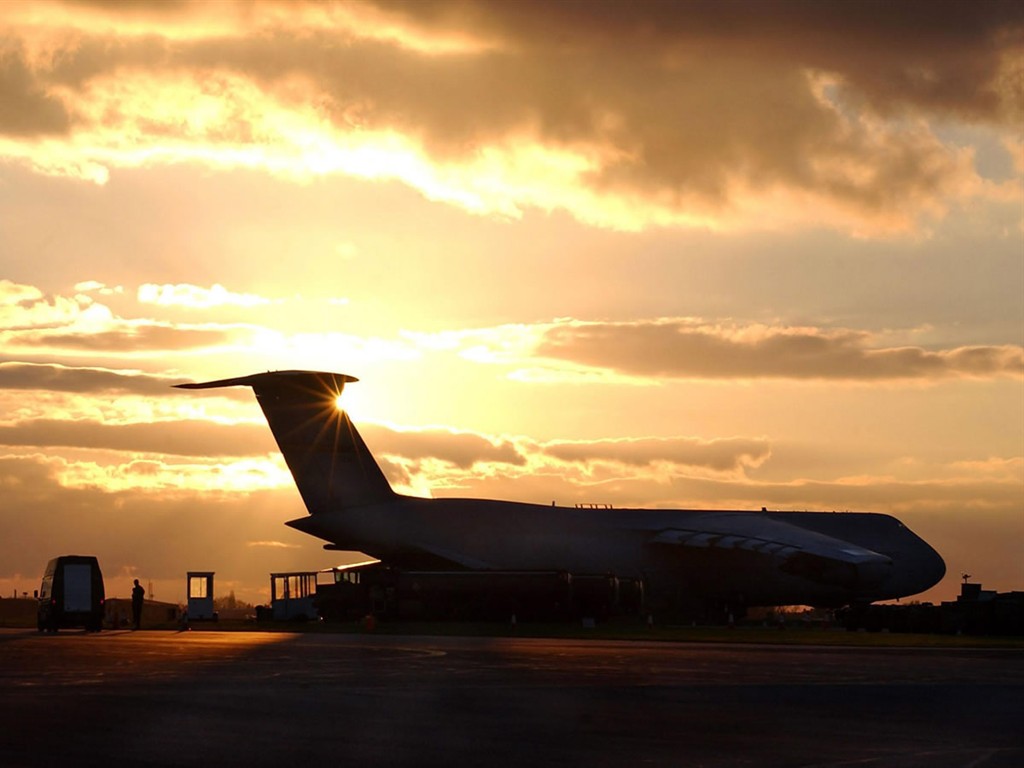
1, 0, 1021, 607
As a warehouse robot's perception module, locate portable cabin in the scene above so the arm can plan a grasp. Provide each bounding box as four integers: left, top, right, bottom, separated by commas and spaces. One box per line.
270, 571, 319, 621
186, 571, 216, 620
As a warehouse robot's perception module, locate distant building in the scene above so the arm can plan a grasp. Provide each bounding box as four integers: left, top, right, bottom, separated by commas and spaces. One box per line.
843, 581, 1024, 635
940, 582, 1024, 636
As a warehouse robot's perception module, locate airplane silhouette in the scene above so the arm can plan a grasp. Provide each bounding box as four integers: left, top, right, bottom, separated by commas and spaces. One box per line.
178, 370, 946, 612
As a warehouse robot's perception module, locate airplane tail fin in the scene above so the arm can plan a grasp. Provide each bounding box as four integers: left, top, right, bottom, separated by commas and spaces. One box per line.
177, 371, 395, 513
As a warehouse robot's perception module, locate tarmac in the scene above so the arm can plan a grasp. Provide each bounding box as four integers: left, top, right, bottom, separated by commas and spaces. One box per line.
0, 628, 1021, 767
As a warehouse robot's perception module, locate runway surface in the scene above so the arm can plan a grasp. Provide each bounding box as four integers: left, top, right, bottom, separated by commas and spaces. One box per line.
0, 628, 1021, 767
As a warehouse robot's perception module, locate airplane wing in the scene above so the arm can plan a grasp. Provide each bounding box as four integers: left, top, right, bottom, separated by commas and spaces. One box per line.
648, 513, 893, 590
408, 541, 496, 571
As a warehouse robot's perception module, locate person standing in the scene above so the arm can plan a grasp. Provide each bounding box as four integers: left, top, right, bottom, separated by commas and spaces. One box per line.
131, 579, 145, 630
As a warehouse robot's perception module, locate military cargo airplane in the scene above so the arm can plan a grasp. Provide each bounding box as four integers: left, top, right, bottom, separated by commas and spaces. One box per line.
178, 370, 945, 611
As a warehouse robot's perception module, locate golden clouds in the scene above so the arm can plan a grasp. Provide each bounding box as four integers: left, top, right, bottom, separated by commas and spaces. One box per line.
0, 281, 424, 387
354, 424, 776, 497
2, 1, 497, 52
0, 372, 775, 501
0, 361, 185, 396
138, 283, 274, 308
534, 320, 1024, 382
0, 284, 206, 357
47, 453, 290, 494
247, 540, 301, 549
405, 318, 1024, 383
543, 437, 771, 475
1, 1, 1020, 234
4, 279, 1021, 391
0, 279, 84, 329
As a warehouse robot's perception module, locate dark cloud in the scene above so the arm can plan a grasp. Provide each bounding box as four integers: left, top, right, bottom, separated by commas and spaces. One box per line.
383, 0, 1024, 120
0, 413, 517, 466
0, 46, 71, 136
16, 324, 236, 351
5, 0, 1020, 225
360, 0, 1022, 211
544, 436, 770, 473
361, 423, 526, 469
0, 418, 274, 456
0, 362, 188, 394
69, 1, 191, 15
535, 321, 1024, 381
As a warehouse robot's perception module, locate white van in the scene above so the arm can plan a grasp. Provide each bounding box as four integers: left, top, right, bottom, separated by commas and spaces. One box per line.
37, 555, 106, 632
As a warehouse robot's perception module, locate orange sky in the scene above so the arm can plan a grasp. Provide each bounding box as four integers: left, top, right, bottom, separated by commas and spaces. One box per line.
1, 0, 1021, 606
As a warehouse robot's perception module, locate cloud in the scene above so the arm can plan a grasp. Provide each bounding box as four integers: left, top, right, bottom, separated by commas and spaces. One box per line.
0, 406, 767, 491
14, 324, 237, 352
246, 540, 301, 549
0, 363, 257, 431
74, 281, 124, 296
355, 423, 778, 498
0, 42, 70, 136
362, 423, 525, 469
544, 437, 771, 474
0, 279, 87, 331
534, 320, 1024, 381
0, 447, 290, 494
394, 0, 1024, 121
0, 280, 250, 355
0, 418, 275, 456
0, 362, 188, 394
137, 283, 275, 309
1, 1, 1019, 233
361, 423, 771, 479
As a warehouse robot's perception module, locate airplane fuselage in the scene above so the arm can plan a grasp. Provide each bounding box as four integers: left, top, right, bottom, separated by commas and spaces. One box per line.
179, 370, 947, 611
287, 497, 945, 608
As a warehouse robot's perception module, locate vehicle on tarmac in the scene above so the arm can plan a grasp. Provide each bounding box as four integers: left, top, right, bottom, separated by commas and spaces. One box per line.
37, 555, 105, 632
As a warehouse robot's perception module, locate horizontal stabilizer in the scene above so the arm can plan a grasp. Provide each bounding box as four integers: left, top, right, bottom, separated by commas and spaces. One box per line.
175, 370, 358, 392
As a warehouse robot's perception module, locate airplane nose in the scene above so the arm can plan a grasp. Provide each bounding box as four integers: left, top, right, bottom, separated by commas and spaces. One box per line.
890, 540, 946, 598
918, 544, 947, 591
